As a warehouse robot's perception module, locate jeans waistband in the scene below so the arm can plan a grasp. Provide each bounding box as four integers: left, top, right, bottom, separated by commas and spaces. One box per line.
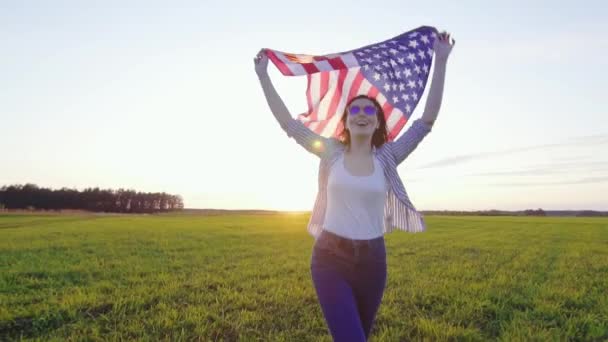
318, 229, 384, 249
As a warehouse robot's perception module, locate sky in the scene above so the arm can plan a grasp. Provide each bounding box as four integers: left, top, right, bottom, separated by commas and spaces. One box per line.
1, 0, 607, 211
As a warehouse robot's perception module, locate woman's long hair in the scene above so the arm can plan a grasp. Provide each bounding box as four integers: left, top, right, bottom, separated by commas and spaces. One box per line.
338, 95, 389, 149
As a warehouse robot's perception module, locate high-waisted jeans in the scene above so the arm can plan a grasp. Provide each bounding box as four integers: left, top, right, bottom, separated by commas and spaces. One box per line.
310, 229, 387, 342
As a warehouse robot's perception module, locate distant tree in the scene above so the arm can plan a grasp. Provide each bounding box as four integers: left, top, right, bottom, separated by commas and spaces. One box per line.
0, 183, 183, 214
524, 208, 546, 216
577, 210, 605, 217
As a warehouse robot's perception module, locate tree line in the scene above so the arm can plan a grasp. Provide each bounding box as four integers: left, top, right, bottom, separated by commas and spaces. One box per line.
0, 184, 184, 213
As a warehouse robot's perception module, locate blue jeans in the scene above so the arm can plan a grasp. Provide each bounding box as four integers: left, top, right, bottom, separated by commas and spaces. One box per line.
310, 229, 387, 342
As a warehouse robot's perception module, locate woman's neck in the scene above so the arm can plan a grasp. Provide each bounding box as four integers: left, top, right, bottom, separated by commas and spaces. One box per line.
346, 135, 373, 155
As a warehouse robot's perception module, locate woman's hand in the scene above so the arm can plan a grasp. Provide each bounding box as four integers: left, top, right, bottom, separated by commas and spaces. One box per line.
254, 48, 269, 77
433, 31, 455, 61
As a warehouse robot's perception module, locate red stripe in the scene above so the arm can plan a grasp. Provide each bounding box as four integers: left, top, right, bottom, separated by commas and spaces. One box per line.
310, 72, 329, 124
316, 69, 348, 135
329, 71, 366, 138
266, 50, 293, 76
382, 103, 394, 138
302, 62, 319, 74
367, 86, 379, 98
329, 71, 364, 138
313, 56, 329, 61
382, 102, 393, 119
328, 57, 347, 70
306, 74, 313, 114
389, 115, 407, 141
347, 71, 365, 100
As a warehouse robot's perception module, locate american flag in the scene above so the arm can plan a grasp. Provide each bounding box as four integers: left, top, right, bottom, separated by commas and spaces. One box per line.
265, 26, 438, 141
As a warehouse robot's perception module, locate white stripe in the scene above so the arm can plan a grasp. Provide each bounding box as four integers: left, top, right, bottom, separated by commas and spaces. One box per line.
376, 92, 387, 106
340, 52, 360, 68
315, 71, 339, 121
274, 51, 307, 75
314, 60, 333, 72
358, 79, 372, 96
321, 68, 360, 137
385, 108, 402, 132
309, 73, 321, 111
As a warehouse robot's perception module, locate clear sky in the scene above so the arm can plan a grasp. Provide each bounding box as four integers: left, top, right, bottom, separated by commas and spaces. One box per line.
1, 0, 607, 211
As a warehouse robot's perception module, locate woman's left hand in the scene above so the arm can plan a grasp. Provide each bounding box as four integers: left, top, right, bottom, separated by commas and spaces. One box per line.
433, 31, 455, 61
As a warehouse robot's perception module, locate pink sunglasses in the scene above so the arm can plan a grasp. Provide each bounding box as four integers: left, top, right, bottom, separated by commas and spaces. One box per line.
348, 105, 377, 116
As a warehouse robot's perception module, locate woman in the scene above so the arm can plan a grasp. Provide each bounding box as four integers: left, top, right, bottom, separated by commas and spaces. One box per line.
254, 31, 454, 341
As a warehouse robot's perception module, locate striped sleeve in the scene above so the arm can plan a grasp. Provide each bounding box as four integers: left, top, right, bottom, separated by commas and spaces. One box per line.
390, 118, 432, 165
284, 118, 333, 158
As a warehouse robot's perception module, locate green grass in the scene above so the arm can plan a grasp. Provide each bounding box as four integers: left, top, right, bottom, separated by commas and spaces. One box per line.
1, 213, 607, 341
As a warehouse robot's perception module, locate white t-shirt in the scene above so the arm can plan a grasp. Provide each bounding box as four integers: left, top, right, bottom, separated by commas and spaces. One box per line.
323, 153, 389, 240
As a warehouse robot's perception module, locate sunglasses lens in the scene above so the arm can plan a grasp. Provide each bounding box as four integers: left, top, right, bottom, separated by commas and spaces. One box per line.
349, 106, 360, 115
364, 106, 376, 115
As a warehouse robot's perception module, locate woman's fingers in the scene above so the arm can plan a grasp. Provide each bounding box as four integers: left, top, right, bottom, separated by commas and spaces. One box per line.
437, 31, 454, 45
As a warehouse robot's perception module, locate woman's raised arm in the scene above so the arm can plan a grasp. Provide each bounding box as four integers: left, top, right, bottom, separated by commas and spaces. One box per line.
254, 49, 332, 158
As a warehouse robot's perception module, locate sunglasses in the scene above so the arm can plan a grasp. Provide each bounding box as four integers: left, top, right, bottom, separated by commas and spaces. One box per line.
348, 105, 377, 116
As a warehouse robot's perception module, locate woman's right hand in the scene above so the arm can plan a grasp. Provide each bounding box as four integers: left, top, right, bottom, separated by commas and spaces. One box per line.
254, 49, 269, 77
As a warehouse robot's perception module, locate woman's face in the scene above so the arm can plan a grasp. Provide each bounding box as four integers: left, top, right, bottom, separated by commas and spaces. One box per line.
345, 97, 379, 137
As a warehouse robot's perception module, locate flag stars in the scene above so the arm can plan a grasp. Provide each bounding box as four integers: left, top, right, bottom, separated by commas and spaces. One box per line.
346, 29, 434, 119
286, 28, 435, 140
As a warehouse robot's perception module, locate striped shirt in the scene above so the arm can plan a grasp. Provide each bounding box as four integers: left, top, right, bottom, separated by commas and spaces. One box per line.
282, 117, 433, 240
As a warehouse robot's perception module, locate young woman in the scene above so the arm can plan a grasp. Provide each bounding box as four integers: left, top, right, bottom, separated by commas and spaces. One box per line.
254, 32, 454, 341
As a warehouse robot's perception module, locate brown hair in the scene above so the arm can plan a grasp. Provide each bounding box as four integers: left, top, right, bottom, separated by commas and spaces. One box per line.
338, 95, 388, 149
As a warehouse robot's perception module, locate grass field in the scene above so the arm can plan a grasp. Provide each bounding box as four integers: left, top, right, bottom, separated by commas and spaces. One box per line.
1, 213, 607, 341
